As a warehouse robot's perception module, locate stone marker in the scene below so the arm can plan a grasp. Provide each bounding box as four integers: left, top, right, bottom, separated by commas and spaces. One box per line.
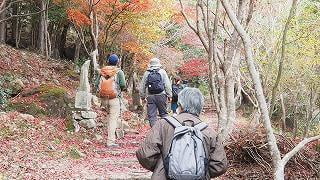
73, 60, 97, 130
75, 91, 92, 110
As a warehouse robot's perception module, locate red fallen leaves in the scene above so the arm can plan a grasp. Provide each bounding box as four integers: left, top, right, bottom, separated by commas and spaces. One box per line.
122, 111, 133, 121
0, 111, 150, 179
0, 45, 78, 92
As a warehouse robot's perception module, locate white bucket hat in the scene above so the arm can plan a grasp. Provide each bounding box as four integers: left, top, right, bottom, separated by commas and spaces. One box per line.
149, 58, 162, 68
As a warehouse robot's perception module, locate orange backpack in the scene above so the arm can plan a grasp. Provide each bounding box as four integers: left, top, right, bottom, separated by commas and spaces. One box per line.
99, 66, 119, 99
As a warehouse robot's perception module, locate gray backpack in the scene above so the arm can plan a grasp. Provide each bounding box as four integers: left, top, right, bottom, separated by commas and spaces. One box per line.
164, 116, 208, 180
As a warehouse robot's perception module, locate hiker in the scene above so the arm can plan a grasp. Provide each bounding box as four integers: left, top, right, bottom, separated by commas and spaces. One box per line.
140, 58, 172, 127
136, 87, 228, 180
171, 76, 184, 115
98, 54, 126, 147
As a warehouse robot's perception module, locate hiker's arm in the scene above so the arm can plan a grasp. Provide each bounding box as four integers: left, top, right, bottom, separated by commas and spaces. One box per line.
118, 70, 126, 91
162, 70, 172, 97
136, 121, 162, 171
208, 135, 228, 178
139, 72, 148, 99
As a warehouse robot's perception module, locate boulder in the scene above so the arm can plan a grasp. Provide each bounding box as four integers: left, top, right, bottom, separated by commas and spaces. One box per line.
95, 134, 103, 141
16, 113, 35, 121
79, 118, 96, 129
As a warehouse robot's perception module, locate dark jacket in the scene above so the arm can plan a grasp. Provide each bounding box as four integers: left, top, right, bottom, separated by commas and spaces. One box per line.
136, 113, 228, 180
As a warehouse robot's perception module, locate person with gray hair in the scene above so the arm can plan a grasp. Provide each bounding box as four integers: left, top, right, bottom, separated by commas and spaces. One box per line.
177, 87, 204, 116
137, 87, 228, 180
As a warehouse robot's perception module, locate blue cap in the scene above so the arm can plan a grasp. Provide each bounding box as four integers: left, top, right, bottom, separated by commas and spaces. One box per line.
108, 54, 119, 65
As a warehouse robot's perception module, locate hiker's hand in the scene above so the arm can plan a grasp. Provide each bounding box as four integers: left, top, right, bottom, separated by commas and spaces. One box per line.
168, 97, 172, 103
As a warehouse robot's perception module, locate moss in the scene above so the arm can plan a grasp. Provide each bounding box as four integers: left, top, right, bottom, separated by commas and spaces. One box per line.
65, 118, 75, 132
69, 147, 84, 159
40, 85, 67, 100
0, 73, 21, 107
5, 102, 47, 117
65, 69, 79, 79
53, 138, 61, 145
316, 143, 320, 153
39, 84, 72, 118
0, 127, 13, 138
16, 120, 33, 131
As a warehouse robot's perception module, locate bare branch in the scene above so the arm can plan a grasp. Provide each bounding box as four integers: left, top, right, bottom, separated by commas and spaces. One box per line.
282, 135, 320, 164
246, 0, 255, 27
72, 24, 90, 56
0, 4, 52, 23
179, 0, 209, 52
0, 0, 7, 11
270, 0, 298, 116
179, 0, 197, 33
195, 2, 209, 52
0, 0, 24, 15
199, 0, 209, 36
93, 0, 102, 6
220, 0, 282, 167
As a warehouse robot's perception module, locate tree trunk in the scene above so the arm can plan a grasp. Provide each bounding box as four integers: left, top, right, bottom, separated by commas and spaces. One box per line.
90, 7, 99, 73
59, 23, 69, 58
280, 93, 286, 133
274, 163, 285, 180
132, 72, 142, 111
303, 89, 318, 137
270, 0, 298, 116
0, 1, 6, 43
74, 37, 81, 62
44, 2, 51, 59
38, 0, 46, 54
220, 0, 282, 173
31, 22, 37, 49
15, 19, 21, 48
11, 2, 18, 46
293, 92, 299, 138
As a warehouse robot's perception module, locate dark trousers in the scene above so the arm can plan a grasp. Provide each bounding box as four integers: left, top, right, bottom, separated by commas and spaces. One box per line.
171, 102, 178, 113
147, 94, 168, 127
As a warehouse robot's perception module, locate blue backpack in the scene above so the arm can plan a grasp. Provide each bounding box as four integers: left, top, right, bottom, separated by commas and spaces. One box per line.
146, 69, 165, 94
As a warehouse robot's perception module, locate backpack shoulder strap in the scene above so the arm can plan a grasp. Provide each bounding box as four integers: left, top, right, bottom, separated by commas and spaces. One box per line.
164, 116, 182, 128
194, 122, 208, 131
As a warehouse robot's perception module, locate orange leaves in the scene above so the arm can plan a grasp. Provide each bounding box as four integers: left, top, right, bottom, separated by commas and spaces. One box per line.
122, 41, 152, 71
67, 8, 91, 26
172, 12, 185, 24
96, 0, 151, 16
122, 41, 142, 54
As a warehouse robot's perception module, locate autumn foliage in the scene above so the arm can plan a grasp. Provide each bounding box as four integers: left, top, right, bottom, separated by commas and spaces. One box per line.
62, 0, 152, 27
179, 59, 209, 78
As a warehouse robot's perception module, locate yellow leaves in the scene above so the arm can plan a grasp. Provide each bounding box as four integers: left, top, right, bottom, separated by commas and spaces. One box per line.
126, 0, 176, 44
123, 41, 142, 54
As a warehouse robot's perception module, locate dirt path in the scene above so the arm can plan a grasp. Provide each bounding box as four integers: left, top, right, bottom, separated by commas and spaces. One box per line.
0, 111, 248, 179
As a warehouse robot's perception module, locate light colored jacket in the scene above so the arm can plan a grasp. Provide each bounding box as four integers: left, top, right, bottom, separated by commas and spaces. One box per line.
139, 67, 172, 99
